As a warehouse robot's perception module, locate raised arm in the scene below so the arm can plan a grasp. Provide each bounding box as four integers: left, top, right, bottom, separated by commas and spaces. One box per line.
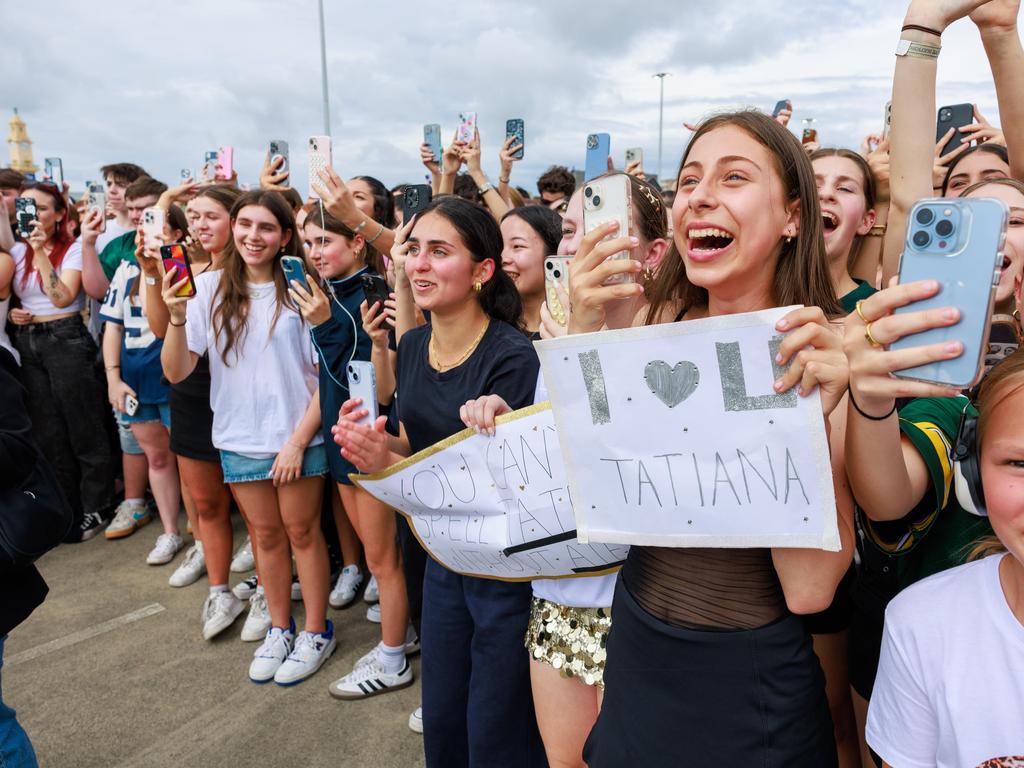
158, 267, 199, 384
972, 0, 1024, 179
79, 208, 111, 300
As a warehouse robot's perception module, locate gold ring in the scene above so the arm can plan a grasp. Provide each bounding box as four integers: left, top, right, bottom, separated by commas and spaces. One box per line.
855, 299, 870, 325
864, 321, 883, 348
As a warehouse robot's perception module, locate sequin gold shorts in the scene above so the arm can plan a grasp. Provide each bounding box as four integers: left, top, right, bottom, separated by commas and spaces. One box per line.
524, 597, 611, 687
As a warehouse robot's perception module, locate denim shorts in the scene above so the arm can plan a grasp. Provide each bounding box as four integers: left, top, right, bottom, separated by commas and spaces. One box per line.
123, 402, 171, 428
114, 410, 145, 455
219, 443, 328, 484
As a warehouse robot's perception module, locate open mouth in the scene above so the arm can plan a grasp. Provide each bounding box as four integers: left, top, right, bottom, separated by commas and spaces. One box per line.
822, 210, 839, 234
687, 226, 735, 257
1000, 254, 1012, 274
503, 269, 520, 283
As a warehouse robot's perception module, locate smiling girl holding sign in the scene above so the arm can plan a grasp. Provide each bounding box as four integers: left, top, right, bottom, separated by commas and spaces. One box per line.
555, 111, 856, 766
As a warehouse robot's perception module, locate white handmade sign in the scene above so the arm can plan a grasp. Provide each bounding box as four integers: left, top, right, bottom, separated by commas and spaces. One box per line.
351, 403, 628, 581
535, 307, 840, 551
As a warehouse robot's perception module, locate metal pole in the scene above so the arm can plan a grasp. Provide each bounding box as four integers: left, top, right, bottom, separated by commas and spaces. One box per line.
318, 0, 331, 136
653, 72, 671, 181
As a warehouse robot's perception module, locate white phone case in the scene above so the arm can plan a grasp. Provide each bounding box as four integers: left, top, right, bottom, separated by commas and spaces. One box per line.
582, 174, 634, 285
308, 135, 332, 199
142, 207, 165, 244
346, 361, 379, 427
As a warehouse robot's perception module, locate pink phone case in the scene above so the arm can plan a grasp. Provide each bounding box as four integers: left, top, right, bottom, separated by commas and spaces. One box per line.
216, 147, 233, 180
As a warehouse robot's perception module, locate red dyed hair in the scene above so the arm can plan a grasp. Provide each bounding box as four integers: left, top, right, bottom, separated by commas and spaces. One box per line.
19, 182, 75, 289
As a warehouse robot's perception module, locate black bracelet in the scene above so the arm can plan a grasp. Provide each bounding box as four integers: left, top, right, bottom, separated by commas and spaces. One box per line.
902, 23, 942, 37
848, 386, 897, 421
168, 317, 186, 327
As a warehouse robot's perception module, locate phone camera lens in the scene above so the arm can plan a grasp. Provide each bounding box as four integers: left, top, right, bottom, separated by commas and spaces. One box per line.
912, 230, 931, 248
584, 186, 593, 198
935, 219, 954, 237
940, 109, 952, 121
915, 208, 935, 225
587, 135, 598, 150
553, 269, 561, 279
592, 195, 601, 206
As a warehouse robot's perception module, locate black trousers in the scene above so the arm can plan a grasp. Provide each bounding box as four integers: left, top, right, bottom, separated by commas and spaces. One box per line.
585, 577, 838, 767
12, 317, 115, 518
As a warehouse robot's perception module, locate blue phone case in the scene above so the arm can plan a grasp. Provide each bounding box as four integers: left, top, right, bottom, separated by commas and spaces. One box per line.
281, 256, 310, 292
891, 197, 1008, 388
585, 133, 611, 181
506, 119, 525, 160
424, 124, 442, 163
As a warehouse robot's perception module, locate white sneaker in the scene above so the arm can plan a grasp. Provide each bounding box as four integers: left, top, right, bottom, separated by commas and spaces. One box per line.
230, 537, 255, 573
290, 576, 302, 601
241, 592, 272, 642
232, 575, 258, 601
248, 621, 294, 683
364, 574, 379, 603
408, 706, 423, 734
201, 590, 245, 640
329, 566, 363, 609
328, 656, 413, 700
105, 500, 151, 540
169, 542, 206, 587
366, 603, 381, 623
274, 622, 337, 686
146, 533, 184, 565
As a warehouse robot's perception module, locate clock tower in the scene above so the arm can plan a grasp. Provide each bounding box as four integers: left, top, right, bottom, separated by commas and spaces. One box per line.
8, 108, 38, 174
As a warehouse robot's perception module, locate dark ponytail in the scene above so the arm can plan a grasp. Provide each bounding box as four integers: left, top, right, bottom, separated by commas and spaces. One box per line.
413, 196, 524, 331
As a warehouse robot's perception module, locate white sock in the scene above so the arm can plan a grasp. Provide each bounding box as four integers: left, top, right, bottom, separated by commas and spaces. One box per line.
125, 497, 145, 506
209, 584, 229, 596
376, 641, 406, 674
256, 584, 265, 596
342, 564, 360, 576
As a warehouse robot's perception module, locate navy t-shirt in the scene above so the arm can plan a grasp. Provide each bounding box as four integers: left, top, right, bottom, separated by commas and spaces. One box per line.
394, 320, 539, 454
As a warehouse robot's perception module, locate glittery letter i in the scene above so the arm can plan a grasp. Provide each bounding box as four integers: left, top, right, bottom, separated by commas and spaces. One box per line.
578, 349, 611, 425
716, 336, 797, 411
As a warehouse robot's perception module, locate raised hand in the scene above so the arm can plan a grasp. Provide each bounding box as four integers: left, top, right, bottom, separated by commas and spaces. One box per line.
567, 221, 643, 335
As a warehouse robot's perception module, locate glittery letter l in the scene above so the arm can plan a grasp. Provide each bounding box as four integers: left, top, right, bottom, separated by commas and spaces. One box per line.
716, 336, 797, 412
578, 349, 611, 425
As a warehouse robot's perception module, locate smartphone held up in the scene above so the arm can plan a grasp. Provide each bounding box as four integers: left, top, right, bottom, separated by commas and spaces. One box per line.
582, 174, 634, 286
891, 197, 1009, 389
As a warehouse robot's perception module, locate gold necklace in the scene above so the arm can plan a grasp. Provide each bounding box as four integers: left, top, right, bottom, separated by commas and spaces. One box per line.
429, 319, 490, 372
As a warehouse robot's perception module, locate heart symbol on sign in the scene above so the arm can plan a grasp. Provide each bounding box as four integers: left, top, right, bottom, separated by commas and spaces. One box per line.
643, 360, 700, 408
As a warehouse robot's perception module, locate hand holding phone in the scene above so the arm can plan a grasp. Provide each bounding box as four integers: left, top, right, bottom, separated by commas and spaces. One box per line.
161, 243, 197, 298
585, 133, 611, 181
346, 362, 379, 426
87, 183, 106, 233
14, 198, 38, 239
308, 135, 332, 198
142, 207, 165, 245
281, 255, 311, 293
44, 157, 64, 189
889, 197, 1008, 388
772, 99, 792, 119
936, 103, 974, 157
215, 146, 234, 181
423, 124, 442, 165
269, 140, 290, 186
505, 119, 525, 160
361, 273, 393, 329
457, 112, 477, 144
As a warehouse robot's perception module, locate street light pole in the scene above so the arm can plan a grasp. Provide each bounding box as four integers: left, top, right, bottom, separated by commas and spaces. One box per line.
318, 0, 331, 136
653, 72, 671, 181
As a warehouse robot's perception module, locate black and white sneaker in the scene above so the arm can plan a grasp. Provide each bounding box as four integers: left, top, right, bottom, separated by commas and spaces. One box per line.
232, 575, 259, 601
328, 657, 413, 700
64, 511, 109, 543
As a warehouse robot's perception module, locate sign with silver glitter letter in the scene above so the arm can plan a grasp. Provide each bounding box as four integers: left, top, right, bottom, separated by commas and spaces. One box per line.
350, 404, 628, 581
535, 306, 840, 551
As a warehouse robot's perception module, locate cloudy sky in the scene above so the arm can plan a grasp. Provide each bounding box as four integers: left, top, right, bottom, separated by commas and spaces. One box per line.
2, 0, 1007, 193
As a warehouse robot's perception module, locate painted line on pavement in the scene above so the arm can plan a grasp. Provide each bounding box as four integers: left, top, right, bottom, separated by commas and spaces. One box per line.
5, 603, 166, 667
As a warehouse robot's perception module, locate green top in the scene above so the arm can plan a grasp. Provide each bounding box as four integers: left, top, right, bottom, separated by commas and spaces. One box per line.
99, 231, 137, 281
861, 395, 993, 590
839, 279, 877, 314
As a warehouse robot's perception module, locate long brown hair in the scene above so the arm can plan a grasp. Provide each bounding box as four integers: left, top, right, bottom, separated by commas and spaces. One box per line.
644, 110, 841, 324
211, 190, 302, 365
809, 147, 876, 271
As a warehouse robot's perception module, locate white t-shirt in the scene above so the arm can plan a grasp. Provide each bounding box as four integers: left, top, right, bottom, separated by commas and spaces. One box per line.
867, 554, 1024, 768
186, 270, 322, 457
11, 241, 85, 316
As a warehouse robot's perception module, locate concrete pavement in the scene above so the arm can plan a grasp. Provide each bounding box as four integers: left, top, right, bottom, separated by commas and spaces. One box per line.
3, 516, 426, 768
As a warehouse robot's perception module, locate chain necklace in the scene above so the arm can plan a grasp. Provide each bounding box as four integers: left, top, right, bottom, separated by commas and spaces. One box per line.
429, 319, 490, 372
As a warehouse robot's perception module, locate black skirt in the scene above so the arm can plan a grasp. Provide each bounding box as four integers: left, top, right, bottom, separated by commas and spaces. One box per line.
168, 387, 218, 463
584, 577, 837, 767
